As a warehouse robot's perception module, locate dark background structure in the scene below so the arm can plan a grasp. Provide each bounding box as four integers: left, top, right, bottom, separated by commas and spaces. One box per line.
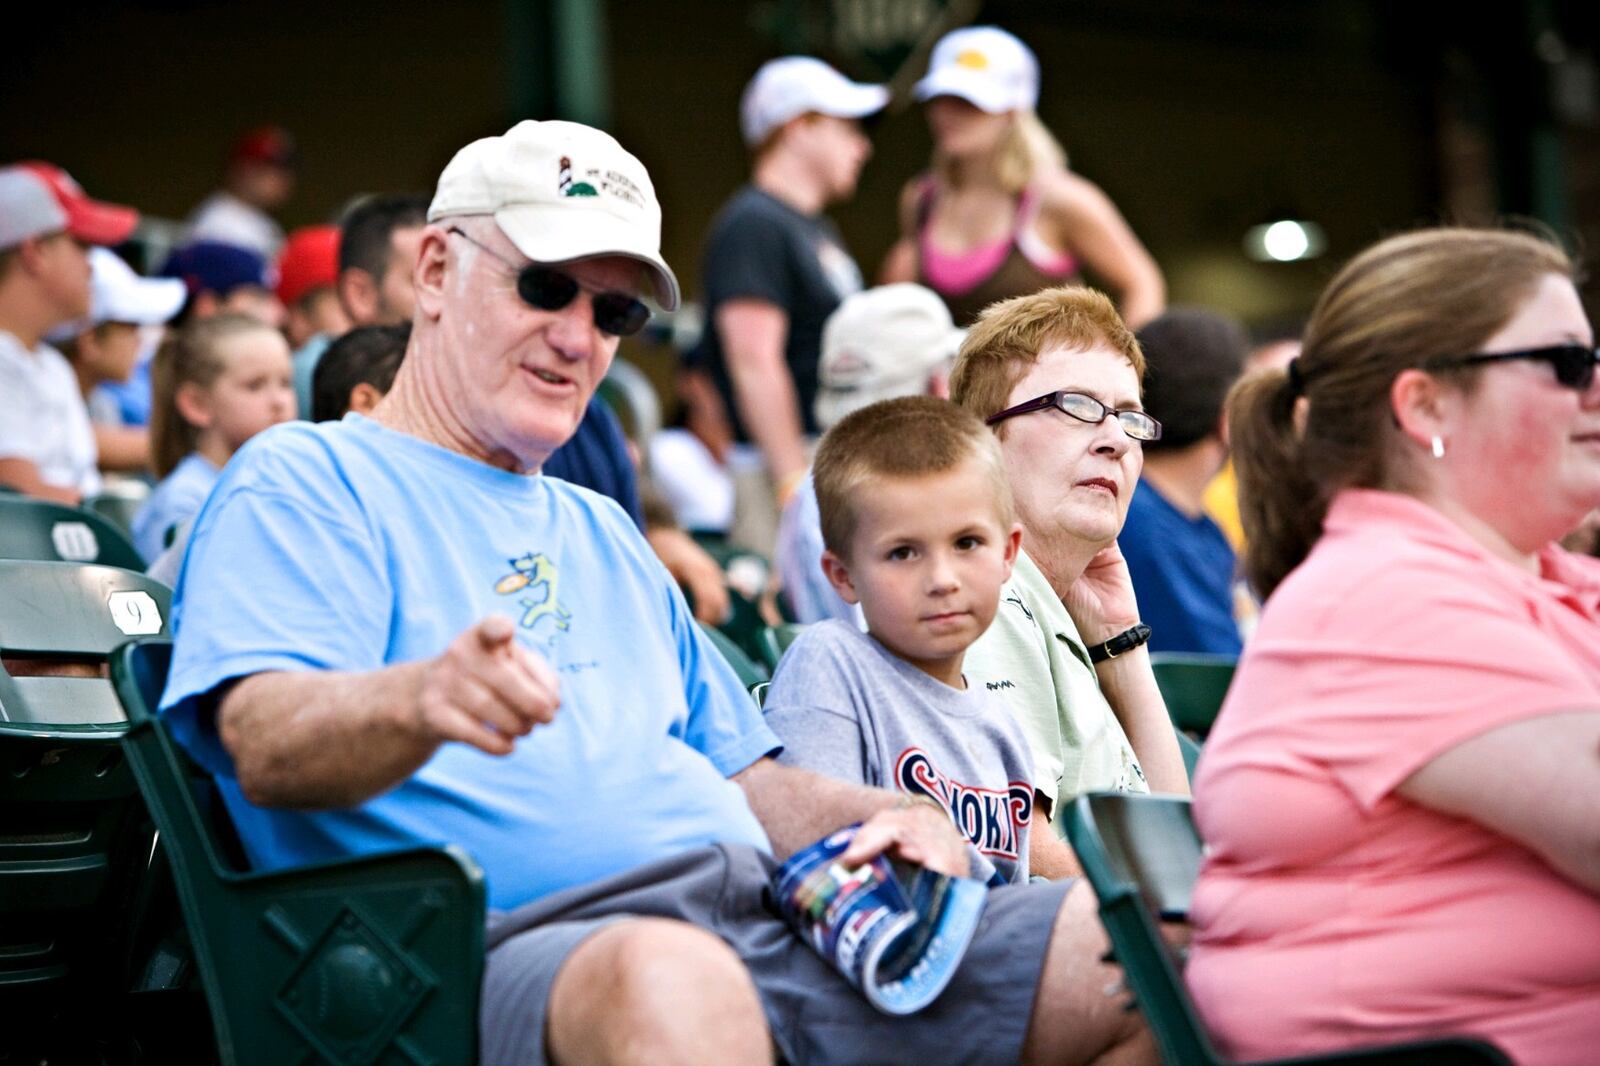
8, 0, 1599, 393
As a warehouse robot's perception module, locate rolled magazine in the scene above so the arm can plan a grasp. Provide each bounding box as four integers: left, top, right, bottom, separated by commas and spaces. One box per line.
770, 823, 988, 1015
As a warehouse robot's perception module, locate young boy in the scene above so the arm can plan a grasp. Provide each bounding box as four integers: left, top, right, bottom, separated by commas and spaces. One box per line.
764, 394, 1075, 884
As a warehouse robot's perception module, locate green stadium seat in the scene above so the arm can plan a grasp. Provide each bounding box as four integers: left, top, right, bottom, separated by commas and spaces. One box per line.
1176, 729, 1203, 783
110, 639, 486, 1066
756, 623, 805, 673
699, 621, 769, 687
0, 495, 147, 571
0, 560, 172, 726
1150, 653, 1236, 738
0, 562, 167, 1054
1065, 792, 1511, 1066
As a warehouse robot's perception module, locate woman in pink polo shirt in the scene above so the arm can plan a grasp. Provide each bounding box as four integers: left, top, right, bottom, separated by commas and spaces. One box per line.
1188, 227, 1600, 1064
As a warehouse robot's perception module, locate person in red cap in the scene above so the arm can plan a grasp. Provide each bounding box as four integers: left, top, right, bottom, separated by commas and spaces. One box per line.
0, 162, 139, 502
184, 125, 297, 259
278, 225, 349, 351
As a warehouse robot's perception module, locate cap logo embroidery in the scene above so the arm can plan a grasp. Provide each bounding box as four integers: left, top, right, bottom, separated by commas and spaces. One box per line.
557, 155, 598, 198
955, 49, 989, 70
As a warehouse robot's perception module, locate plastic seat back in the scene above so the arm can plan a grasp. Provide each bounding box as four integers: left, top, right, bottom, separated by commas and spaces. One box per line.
0, 565, 155, 1046
699, 620, 769, 687
1150, 653, 1236, 738
0, 560, 172, 726
756, 623, 805, 673
112, 639, 487, 1066
0, 496, 146, 570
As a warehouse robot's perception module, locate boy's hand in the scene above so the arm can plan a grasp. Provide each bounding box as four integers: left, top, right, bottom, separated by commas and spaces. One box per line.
1063, 540, 1141, 645
839, 799, 972, 878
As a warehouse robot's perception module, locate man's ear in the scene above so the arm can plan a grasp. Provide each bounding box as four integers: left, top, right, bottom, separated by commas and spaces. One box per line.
347, 381, 385, 416
820, 548, 861, 605
337, 267, 378, 325
410, 227, 450, 323
173, 380, 213, 430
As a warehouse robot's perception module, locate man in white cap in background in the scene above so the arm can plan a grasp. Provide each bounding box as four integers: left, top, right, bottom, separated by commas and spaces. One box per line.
0, 161, 139, 502
160, 119, 1153, 1066
689, 56, 888, 556
775, 282, 966, 624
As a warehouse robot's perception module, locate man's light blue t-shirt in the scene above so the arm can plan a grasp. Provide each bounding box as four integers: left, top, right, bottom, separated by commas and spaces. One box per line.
161, 414, 779, 910
131, 452, 220, 563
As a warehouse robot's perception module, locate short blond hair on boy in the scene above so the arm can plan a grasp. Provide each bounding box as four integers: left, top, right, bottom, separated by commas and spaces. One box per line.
813, 395, 1013, 557
951, 286, 1144, 431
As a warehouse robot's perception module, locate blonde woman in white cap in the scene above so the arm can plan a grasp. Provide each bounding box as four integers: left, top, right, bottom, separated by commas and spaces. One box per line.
691, 56, 889, 556
882, 26, 1165, 330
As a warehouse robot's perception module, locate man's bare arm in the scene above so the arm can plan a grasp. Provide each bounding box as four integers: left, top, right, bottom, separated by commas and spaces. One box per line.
218, 615, 560, 809
1029, 810, 1083, 878
93, 424, 150, 472
716, 300, 808, 493
733, 756, 970, 876
0, 456, 80, 504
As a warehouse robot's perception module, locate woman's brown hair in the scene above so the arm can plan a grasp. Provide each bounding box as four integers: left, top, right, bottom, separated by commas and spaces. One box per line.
1229, 227, 1573, 599
148, 313, 276, 477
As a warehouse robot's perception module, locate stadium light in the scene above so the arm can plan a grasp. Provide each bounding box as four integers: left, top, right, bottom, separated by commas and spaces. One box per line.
1244, 219, 1327, 263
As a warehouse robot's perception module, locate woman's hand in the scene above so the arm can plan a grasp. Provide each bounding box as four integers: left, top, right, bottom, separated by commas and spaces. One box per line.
1064, 541, 1142, 645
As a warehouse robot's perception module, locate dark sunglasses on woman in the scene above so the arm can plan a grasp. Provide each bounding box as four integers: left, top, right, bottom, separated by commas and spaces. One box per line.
447, 227, 652, 337
1425, 344, 1600, 391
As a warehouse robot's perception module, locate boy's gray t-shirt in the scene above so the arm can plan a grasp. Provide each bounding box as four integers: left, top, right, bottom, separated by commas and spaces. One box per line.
765, 620, 1036, 884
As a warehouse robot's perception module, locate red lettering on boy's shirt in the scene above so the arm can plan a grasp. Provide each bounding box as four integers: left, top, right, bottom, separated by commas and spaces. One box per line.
894, 747, 1033, 862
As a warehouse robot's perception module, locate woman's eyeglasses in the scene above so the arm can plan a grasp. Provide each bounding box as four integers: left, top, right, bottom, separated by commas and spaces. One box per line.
985, 390, 1163, 442
1423, 344, 1600, 391
447, 227, 652, 337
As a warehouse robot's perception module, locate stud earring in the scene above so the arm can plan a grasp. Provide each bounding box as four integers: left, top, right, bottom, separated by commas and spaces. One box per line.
1431, 435, 1445, 459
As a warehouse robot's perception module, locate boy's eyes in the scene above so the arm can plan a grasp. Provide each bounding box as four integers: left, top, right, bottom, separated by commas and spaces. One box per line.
886, 545, 915, 561
955, 535, 983, 550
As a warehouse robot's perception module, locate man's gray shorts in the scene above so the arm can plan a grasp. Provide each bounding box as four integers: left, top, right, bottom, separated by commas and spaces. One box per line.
480, 844, 1070, 1065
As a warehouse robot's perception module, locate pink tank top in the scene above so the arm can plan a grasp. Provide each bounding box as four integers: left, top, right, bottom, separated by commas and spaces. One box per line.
918, 185, 1077, 296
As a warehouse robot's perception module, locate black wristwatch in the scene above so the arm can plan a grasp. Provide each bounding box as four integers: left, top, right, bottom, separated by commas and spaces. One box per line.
1087, 623, 1152, 664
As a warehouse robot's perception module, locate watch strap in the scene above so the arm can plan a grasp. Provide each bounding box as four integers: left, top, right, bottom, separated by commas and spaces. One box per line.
1087, 622, 1152, 663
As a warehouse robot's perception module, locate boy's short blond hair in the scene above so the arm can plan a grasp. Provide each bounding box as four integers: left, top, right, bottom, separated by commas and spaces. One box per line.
813, 395, 1014, 558
950, 286, 1144, 432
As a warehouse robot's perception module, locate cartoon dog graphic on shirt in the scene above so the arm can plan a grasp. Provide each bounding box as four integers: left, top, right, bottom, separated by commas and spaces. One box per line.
494, 553, 571, 639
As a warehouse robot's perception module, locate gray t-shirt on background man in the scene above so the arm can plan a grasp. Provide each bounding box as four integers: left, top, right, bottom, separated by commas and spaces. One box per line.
764, 620, 1036, 885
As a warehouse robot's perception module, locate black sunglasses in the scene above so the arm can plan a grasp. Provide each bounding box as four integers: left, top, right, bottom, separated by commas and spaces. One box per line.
447, 227, 651, 337
1423, 344, 1600, 391
985, 390, 1163, 442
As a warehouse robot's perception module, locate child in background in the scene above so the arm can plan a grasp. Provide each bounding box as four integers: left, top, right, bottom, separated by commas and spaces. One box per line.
764, 395, 1077, 884
309, 322, 409, 422
131, 313, 294, 561
53, 247, 187, 475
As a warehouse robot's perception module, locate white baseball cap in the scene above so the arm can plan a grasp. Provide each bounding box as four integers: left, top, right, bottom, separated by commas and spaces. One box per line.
815, 284, 965, 430
47, 248, 187, 341
740, 57, 889, 147
88, 248, 186, 325
428, 119, 680, 310
913, 26, 1039, 114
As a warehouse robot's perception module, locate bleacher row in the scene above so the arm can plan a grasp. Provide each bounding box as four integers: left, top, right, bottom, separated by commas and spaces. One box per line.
2, 491, 1504, 1064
